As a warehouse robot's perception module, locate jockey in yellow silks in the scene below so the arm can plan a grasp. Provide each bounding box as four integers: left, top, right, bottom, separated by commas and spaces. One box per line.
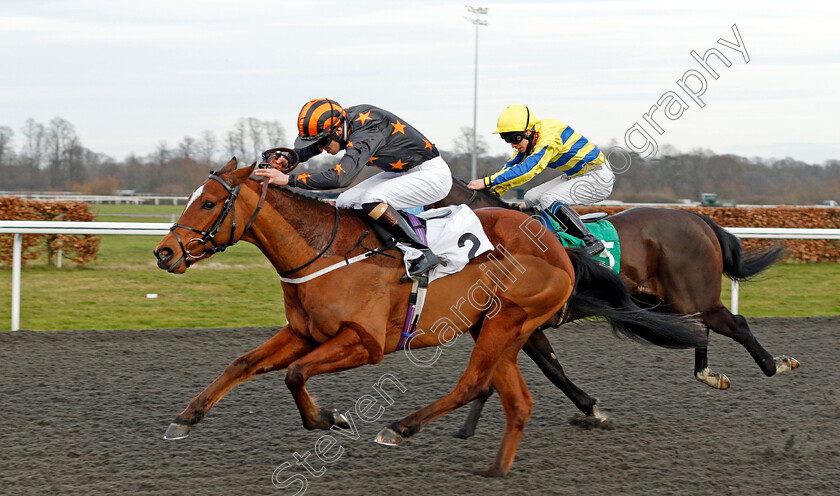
468, 105, 615, 255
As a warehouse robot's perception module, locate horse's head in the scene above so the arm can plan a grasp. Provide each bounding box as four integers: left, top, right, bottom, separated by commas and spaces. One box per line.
154, 157, 258, 273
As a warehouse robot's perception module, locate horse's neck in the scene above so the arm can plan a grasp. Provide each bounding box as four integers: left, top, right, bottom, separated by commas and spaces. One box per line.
451, 179, 510, 209
241, 183, 366, 273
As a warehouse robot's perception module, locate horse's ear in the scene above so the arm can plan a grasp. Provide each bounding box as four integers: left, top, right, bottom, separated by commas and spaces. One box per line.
219, 157, 238, 174
229, 161, 257, 187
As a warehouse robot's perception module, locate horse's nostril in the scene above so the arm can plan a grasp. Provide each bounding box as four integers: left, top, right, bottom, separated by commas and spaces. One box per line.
156, 247, 173, 263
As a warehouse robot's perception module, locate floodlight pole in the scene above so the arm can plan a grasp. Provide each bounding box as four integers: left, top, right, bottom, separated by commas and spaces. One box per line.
465, 5, 487, 180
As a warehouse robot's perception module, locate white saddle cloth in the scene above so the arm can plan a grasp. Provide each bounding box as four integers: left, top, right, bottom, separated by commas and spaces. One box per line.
398, 204, 494, 283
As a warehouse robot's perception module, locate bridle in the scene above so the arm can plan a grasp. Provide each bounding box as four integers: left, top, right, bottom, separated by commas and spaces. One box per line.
169, 150, 341, 277
170, 172, 269, 267
170, 148, 302, 267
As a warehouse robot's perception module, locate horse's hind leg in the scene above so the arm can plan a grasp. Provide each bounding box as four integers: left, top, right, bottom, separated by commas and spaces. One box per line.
284, 326, 380, 431
701, 307, 799, 382
164, 325, 315, 440
453, 330, 604, 439
374, 309, 538, 469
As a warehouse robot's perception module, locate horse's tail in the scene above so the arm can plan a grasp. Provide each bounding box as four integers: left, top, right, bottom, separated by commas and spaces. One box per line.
565, 249, 706, 349
691, 213, 788, 282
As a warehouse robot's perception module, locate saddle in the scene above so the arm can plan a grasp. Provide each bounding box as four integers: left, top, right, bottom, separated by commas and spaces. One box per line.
541, 212, 621, 274
365, 206, 494, 350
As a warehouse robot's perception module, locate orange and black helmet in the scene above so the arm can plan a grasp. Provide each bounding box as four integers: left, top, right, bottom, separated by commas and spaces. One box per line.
296, 98, 346, 146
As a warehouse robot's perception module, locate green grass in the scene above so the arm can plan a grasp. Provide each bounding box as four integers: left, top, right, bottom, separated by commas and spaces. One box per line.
90, 204, 185, 216
1, 254, 837, 331
89, 204, 185, 223
0, 239, 286, 331
0, 203, 836, 330
720, 262, 840, 317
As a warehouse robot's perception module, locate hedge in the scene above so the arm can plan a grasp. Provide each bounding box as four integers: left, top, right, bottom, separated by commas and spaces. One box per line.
0, 197, 100, 267
575, 206, 840, 263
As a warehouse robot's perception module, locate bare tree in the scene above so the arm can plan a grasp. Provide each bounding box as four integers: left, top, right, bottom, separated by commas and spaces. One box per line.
225, 120, 246, 161
153, 141, 171, 165
45, 117, 80, 189
264, 120, 286, 148
196, 130, 217, 165
453, 126, 488, 157
177, 136, 197, 160
244, 117, 265, 162
0, 126, 14, 167
20, 118, 45, 170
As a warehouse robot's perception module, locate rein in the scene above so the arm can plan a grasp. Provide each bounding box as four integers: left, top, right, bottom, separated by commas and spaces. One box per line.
465, 189, 479, 206
170, 173, 268, 267
276, 205, 341, 277
451, 176, 492, 208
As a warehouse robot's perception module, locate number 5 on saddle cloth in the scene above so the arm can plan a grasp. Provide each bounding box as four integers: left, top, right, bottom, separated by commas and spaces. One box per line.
537, 209, 621, 274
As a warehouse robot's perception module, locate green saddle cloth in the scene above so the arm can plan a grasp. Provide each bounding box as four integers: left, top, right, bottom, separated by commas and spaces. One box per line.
544, 217, 621, 274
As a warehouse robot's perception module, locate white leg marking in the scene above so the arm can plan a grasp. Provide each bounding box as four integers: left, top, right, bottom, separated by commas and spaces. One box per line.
775, 356, 800, 373
695, 367, 730, 389
590, 405, 608, 422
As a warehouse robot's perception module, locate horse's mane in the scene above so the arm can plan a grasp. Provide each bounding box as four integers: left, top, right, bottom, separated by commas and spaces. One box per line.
243, 177, 374, 247
244, 176, 358, 217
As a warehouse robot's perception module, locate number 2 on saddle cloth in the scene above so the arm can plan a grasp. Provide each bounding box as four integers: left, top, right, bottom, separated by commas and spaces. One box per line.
387, 205, 494, 350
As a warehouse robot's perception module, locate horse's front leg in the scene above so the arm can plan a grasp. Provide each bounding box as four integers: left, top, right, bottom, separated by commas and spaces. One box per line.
285, 326, 382, 431
164, 325, 315, 440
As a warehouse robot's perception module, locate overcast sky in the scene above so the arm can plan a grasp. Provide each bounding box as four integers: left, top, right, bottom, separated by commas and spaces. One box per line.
2, 0, 838, 165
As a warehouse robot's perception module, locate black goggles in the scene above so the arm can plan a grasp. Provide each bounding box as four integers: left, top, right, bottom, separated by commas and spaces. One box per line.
500, 131, 526, 144
315, 135, 333, 148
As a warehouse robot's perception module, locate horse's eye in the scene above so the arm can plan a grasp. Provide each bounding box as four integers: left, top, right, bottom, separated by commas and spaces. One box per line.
202, 200, 215, 210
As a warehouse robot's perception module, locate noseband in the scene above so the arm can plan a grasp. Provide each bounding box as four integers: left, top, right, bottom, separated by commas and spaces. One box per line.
170, 173, 268, 267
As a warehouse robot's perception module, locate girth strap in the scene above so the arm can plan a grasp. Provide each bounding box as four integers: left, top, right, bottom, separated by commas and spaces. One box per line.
396, 275, 429, 351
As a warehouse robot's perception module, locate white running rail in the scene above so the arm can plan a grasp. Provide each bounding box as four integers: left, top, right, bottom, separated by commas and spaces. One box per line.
1, 222, 838, 330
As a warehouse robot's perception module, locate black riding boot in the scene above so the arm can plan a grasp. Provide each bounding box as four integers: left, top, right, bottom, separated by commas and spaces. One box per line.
546, 202, 605, 256
364, 202, 439, 277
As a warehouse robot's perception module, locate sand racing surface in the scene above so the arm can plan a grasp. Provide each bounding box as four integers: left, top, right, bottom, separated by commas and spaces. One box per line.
1, 317, 838, 495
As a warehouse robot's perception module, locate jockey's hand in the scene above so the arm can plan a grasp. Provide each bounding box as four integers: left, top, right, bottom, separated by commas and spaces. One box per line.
254, 167, 290, 186
467, 179, 486, 190
269, 155, 289, 169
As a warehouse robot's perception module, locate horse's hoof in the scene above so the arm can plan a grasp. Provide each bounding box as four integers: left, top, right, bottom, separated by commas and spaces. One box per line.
331, 409, 350, 429
696, 368, 730, 389
163, 423, 191, 440
452, 429, 473, 440
590, 405, 609, 423
474, 466, 507, 478
373, 426, 403, 446
775, 356, 800, 373
569, 414, 614, 430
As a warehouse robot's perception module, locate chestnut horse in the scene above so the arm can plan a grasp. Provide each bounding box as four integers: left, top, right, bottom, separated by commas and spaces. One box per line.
432, 178, 797, 438
153, 159, 705, 476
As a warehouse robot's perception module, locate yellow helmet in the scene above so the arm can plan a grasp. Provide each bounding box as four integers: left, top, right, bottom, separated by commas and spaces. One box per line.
493, 105, 536, 134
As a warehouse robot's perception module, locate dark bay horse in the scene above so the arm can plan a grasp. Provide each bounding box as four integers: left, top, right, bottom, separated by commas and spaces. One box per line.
153, 158, 705, 476
433, 177, 797, 438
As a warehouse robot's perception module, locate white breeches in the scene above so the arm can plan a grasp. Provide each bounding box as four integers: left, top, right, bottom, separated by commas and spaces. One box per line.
336, 155, 452, 210
523, 162, 615, 208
